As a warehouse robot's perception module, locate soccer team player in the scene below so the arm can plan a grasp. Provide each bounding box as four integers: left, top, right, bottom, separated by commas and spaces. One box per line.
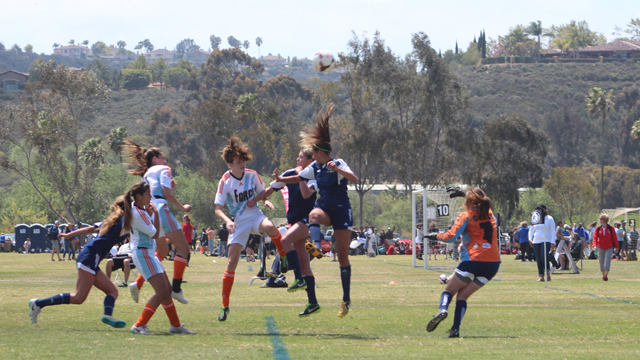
425, 187, 500, 338
213, 137, 284, 321
123, 141, 191, 305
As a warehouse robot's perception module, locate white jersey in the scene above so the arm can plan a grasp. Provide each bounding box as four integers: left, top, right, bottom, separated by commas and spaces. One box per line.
129, 203, 158, 250
215, 169, 265, 219
143, 165, 172, 203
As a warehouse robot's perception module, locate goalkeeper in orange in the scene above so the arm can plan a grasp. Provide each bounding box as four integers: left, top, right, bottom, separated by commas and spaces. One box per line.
424, 187, 500, 338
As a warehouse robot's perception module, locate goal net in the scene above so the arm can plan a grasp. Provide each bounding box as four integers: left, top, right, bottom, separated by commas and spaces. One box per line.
411, 187, 466, 270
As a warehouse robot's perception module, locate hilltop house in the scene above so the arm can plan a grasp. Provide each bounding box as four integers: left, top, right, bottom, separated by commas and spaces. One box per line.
53, 45, 91, 58
186, 50, 210, 65
543, 40, 640, 59
260, 55, 287, 67
144, 48, 177, 63
0, 70, 29, 90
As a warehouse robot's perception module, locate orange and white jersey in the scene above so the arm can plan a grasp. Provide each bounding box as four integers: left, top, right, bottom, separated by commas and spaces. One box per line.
437, 209, 500, 263
214, 169, 265, 219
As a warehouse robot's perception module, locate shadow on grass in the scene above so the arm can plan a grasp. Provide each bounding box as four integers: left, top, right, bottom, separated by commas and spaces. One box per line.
237, 332, 378, 340
460, 336, 518, 339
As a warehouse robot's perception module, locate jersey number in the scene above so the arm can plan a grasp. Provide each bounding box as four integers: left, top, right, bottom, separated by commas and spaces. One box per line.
437, 204, 449, 217
479, 222, 493, 244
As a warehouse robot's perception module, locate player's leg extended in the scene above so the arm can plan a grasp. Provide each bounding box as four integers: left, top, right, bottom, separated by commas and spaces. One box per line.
334, 229, 352, 317
132, 272, 171, 334
281, 223, 309, 289
294, 239, 321, 316
165, 229, 190, 303
219, 243, 242, 321
427, 271, 471, 333
93, 270, 126, 328
29, 269, 93, 324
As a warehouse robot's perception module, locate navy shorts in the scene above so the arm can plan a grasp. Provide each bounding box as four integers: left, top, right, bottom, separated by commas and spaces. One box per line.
76, 246, 103, 275
288, 215, 309, 226
316, 204, 352, 230
454, 261, 500, 287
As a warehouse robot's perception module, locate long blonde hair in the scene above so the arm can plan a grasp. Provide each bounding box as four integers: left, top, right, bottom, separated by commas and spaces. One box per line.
99, 196, 126, 236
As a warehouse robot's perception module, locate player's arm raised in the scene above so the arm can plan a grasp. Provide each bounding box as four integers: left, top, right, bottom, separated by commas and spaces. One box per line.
437, 214, 469, 243
327, 161, 358, 183
58, 226, 97, 240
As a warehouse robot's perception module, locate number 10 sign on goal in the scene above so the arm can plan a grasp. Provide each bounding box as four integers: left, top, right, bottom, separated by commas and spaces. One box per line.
437, 204, 450, 217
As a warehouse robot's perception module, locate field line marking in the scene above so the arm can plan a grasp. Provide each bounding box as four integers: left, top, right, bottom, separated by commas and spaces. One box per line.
548, 287, 640, 305
265, 316, 290, 360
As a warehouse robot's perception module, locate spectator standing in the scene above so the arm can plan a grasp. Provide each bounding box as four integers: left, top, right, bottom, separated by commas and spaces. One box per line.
517, 221, 531, 262
206, 227, 216, 256
63, 224, 77, 260
427, 221, 439, 260
218, 223, 229, 258
199, 228, 207, 253
613, 221, 626, 261
415, 223, 424, 260
620, 220, 629, 260
193, 227, 199, 251
49, 221, 62, 261
182, 215, 194, 253
593, 214, 618, 281
528, 205, 555, 282
372, 228, 380, 257
385, 226, 395, 243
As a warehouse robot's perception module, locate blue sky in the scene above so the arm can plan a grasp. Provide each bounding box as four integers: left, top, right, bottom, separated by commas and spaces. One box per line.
2, 0, 640, 59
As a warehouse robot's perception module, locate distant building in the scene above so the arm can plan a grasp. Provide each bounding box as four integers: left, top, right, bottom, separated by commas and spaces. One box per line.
542, 40, 640, 59
0, 70, 29, 90
53, 45, 91, 58
260, 55, 287, 67
185, 50, 210, 65
144, 48, 177, 63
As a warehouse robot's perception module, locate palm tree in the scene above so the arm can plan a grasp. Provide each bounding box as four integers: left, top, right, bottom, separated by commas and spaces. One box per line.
149, 58, 168, 89
128, 55, 148, 70
527, 20, 543, 60
500, 25, 533, 58
243, 40, 250, 51
52, 43, 60, 53
107, 127, 128, 161
586, 87, 615, 211
88, 58, 111, 82
116, 40, 127, 56
82, 40, 89, 46
79, 137, 106, 167
176, 59, 193, 71
68, 39, 75, 45
256, 37, 263, 58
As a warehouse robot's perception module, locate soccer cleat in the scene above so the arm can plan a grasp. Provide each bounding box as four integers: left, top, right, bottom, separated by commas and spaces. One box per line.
448, 328, 460, 338
172, 290, 189, 304
169, 324, 195, 334
427, 310, 448, 332
129, 283, 140, 303
101, 315, 126, 328
218, 306, 230, 321
337, 300, 350, 318
305, 242, 323, 259
287, 278, 307, 292
29, 299, 41, 324
279, 256, 288, 274
299, 303, 321, 317
266, 270, 279, 278
131, 325, 151, 335
117, 282, 128, 288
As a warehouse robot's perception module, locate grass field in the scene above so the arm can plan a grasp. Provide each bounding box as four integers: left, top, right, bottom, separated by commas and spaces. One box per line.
3, 252, 640, 359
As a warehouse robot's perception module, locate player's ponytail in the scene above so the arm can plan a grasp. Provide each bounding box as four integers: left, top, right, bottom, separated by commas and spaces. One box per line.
301, 104, 333, 153
123, 140, 163, 176
464, 187, 491, 218
99, 196, 126, 236
221, 137, 252, 164
122, 181, 150, 233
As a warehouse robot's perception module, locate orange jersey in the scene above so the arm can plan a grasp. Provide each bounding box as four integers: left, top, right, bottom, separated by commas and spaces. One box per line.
437, 209, 500, 262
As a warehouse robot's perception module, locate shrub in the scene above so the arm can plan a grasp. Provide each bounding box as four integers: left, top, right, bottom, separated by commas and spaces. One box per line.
121, 69, 151, 90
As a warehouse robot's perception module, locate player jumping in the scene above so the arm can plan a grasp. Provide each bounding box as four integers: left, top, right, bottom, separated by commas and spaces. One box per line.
273, 105, 358, 318
214, 137, 282, 321
425, 187, 500, 338
123, 141, 190, 305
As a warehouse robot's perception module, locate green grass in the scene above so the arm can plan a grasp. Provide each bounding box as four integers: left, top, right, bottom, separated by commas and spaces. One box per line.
3, 252, 640, 359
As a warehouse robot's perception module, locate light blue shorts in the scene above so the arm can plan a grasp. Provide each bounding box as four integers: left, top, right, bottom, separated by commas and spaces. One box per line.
157, 202, 180, 237
132, 248, 165, 280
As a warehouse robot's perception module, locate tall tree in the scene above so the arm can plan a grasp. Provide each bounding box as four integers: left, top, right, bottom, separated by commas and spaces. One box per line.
68, 39, 74, 45
149, 58, 168, 89
227, 36, 241, 48
242, 40, 250, 51
107, 126, 128, 161
175, 38, 200, 55
548, 20, 606, 57
0, 60, 111, 223
526, 20, 543, 60
88, 58, 112, 83
500, 25, 534, 57
209, 34, 222, 49
24, 44, 33, 54
586, 87, 615, 211
544, 167, 597, 223
116, 40, 127, 56
134, 39, 154, 53
91, 41, 107, 56
82, 40, 89, 46
256, 37, 263, 58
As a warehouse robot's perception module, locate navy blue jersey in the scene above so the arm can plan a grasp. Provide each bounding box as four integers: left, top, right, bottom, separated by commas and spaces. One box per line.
298, 159, 353, 209
85, 216, 128, 259
271, 169, 317, 224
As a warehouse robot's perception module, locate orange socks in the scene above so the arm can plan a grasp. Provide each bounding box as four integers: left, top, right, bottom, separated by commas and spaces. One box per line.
162, 301, 181, 327
222, 270, 235, 307
135, 303, 156, 327
271, 232, 285, 257
135, 274, 145, 290
173, 256, 187, 280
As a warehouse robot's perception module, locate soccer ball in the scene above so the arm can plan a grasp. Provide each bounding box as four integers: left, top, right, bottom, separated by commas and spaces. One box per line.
439, 274, 449, 284
313, 50, 335, 72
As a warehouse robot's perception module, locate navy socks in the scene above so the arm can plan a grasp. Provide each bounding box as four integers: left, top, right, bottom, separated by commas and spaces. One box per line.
36, 293, 70, 308
303, 275, 317, 305
286, 250, 302, 280
103, 295, 115, 316
340, 265, 351, 303
452, 300, 467, 330
439, 291, 453, 311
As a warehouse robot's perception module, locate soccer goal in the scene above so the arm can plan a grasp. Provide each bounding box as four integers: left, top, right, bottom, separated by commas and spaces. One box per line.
411, 186, 466, 270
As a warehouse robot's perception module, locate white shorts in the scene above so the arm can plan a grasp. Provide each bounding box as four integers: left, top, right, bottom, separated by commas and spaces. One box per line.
228, 211, 268, 247
132, 248, 165, 280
